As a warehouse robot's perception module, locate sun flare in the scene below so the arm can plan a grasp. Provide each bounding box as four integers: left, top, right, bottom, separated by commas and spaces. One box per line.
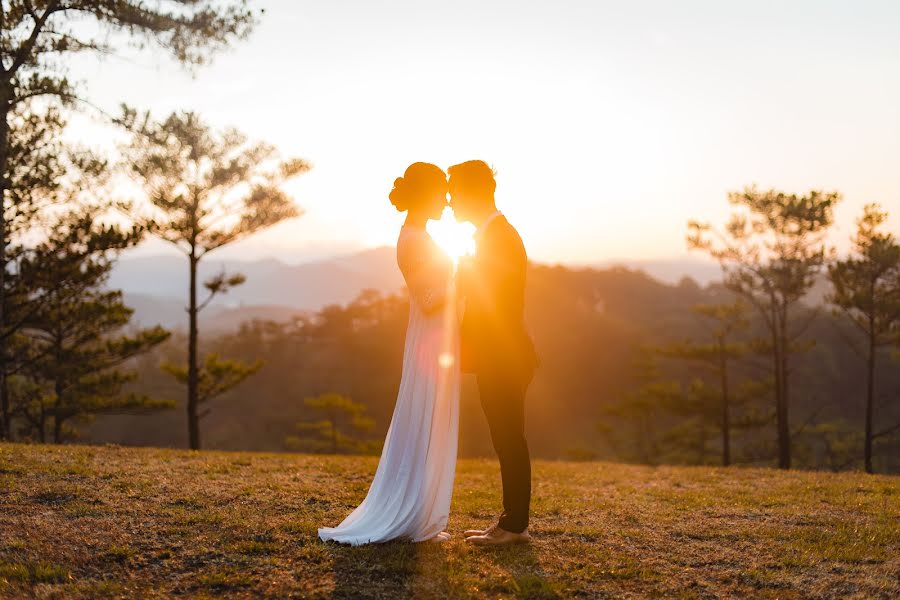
427, 208, 476, 263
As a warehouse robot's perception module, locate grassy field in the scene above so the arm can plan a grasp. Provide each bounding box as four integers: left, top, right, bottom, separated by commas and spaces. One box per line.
0, 443, 897, 599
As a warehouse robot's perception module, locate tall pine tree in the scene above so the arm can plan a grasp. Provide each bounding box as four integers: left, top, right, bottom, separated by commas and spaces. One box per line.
828, 203, 900, 472
656, 301, 757, 466
122, 110, 310, 449
16, 205, 170, 442
688, 187, 839, 468
0, 103, 106, 437
0, 0, 256, 438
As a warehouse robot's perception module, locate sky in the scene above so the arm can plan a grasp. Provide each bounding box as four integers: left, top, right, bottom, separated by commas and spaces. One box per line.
66, 0, 900, 265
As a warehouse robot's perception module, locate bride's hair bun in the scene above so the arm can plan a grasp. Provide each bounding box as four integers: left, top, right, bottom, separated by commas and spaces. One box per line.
389, 176, 411, 212
388, 163, 447, 213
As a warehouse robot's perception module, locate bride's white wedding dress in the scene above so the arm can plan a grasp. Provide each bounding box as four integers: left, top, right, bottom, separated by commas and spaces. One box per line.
318, 225, 460, 545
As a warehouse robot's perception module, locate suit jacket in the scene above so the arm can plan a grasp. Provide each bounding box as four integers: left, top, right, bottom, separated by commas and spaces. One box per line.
458, 215, 538, 381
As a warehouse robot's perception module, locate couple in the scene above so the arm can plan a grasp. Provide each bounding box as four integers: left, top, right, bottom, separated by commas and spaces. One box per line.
318, 160, 538, 547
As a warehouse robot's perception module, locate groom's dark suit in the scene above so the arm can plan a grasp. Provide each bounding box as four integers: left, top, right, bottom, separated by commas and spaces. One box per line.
459, 214, 538, 534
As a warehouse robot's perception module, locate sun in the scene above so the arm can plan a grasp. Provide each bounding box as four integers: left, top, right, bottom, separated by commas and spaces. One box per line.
427, 207, 476, 263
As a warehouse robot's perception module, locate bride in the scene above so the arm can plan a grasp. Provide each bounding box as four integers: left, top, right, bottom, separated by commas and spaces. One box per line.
318, 162, 460, 545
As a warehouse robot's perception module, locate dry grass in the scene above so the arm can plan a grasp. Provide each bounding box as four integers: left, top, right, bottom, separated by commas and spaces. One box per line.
0, 443, 897, 598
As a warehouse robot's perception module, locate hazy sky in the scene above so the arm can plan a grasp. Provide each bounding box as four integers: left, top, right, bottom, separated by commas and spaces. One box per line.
68, 0, 900, 264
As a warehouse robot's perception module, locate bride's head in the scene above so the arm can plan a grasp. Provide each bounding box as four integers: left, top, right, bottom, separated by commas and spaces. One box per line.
389, 162, 448, 221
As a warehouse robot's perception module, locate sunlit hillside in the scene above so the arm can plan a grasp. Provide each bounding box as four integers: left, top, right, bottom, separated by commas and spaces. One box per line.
1, 443, 897, 599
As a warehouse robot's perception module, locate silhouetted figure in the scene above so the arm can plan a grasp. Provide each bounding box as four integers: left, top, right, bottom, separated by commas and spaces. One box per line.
318, 162, 459, 545
450, 160, 538, 545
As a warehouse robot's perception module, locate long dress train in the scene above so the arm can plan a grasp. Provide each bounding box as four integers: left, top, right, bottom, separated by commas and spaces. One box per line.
318, 226, 460, 545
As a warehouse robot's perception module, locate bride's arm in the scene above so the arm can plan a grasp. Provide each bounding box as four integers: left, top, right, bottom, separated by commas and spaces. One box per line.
399, 237, 449, 315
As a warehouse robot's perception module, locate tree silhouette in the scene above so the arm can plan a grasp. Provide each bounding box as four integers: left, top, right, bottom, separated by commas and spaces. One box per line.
600, 350, 677, 465
287, 393, 376, 454
0, 0, 256, 439
794, 420, 863, 472
161, 353, 262, 426
17, 206, 171, 442
828, 203, 900, 472
123, 110, 310, 449
657, 301, 758, 466
606, 305, 771, 466
0, 103, 106, 438
688, 187, 839, 469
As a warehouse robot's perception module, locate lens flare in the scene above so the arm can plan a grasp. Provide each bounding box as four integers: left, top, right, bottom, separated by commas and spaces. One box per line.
427, 207, 475, 263
438, 352, 455, 369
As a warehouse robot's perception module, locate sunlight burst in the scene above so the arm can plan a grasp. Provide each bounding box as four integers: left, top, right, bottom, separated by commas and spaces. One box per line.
427, 208, 476, 263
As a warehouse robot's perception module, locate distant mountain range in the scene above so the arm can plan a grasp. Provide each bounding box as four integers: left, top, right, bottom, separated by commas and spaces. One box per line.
110, 248, 739, 332
111, 247, 403, 331
120, 294, 313, 333
591, 258, 723, 286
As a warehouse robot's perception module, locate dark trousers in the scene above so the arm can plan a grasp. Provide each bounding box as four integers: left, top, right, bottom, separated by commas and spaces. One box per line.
477, 370, 532, 534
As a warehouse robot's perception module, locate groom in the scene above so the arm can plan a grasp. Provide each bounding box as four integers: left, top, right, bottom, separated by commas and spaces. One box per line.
449, 160, 539, 546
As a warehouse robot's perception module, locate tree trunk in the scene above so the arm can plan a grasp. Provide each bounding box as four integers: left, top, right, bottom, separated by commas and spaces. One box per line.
779, 351, 791, 469
330, 407, 338, 454
53, 375, 63, 444
38, 404, 45, 444
719, 345, 730, 467
0, 84, 11, 440
768, 306, 789, 469
187, 253, 200, 450
52, 337, 64, 444
864, 324, 876, 474
0, 378, 9, 442
53, 414, 62, 444
776, 309, 791, 469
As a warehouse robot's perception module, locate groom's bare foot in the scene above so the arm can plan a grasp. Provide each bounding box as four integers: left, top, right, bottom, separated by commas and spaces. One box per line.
464, 522, 497, 538
465, 526, 531, 546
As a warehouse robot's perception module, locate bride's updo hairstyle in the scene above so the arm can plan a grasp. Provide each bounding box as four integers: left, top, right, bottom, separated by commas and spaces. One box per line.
389, 162, 447, 213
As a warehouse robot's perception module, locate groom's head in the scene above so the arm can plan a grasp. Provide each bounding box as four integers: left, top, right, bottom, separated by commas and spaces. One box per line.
448, 160, 496, 224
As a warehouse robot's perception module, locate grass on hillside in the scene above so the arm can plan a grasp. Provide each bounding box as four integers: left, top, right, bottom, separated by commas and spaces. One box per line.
0, 443, 897, 599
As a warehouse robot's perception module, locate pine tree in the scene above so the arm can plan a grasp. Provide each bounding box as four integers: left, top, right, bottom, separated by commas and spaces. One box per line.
0, 103, 105, 437
828, 203, 900, 472
122, 110, 310, 449
161, 352, 262, 426
599, 350, 680, 465
17, 206, 171, 442
286, 393, 376, 455
688, 187, 839, 468
0, 0, 256, 438
657, 301, 753, 466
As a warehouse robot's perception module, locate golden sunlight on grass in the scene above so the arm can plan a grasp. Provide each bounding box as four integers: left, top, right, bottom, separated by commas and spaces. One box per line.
1, 443, 897, 598
428, 208, 476, 264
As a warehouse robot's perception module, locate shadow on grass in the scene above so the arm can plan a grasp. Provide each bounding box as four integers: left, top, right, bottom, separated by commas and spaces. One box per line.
327, 540, 448, 599
471, 542, 561, 599
325, 537, 559, 599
